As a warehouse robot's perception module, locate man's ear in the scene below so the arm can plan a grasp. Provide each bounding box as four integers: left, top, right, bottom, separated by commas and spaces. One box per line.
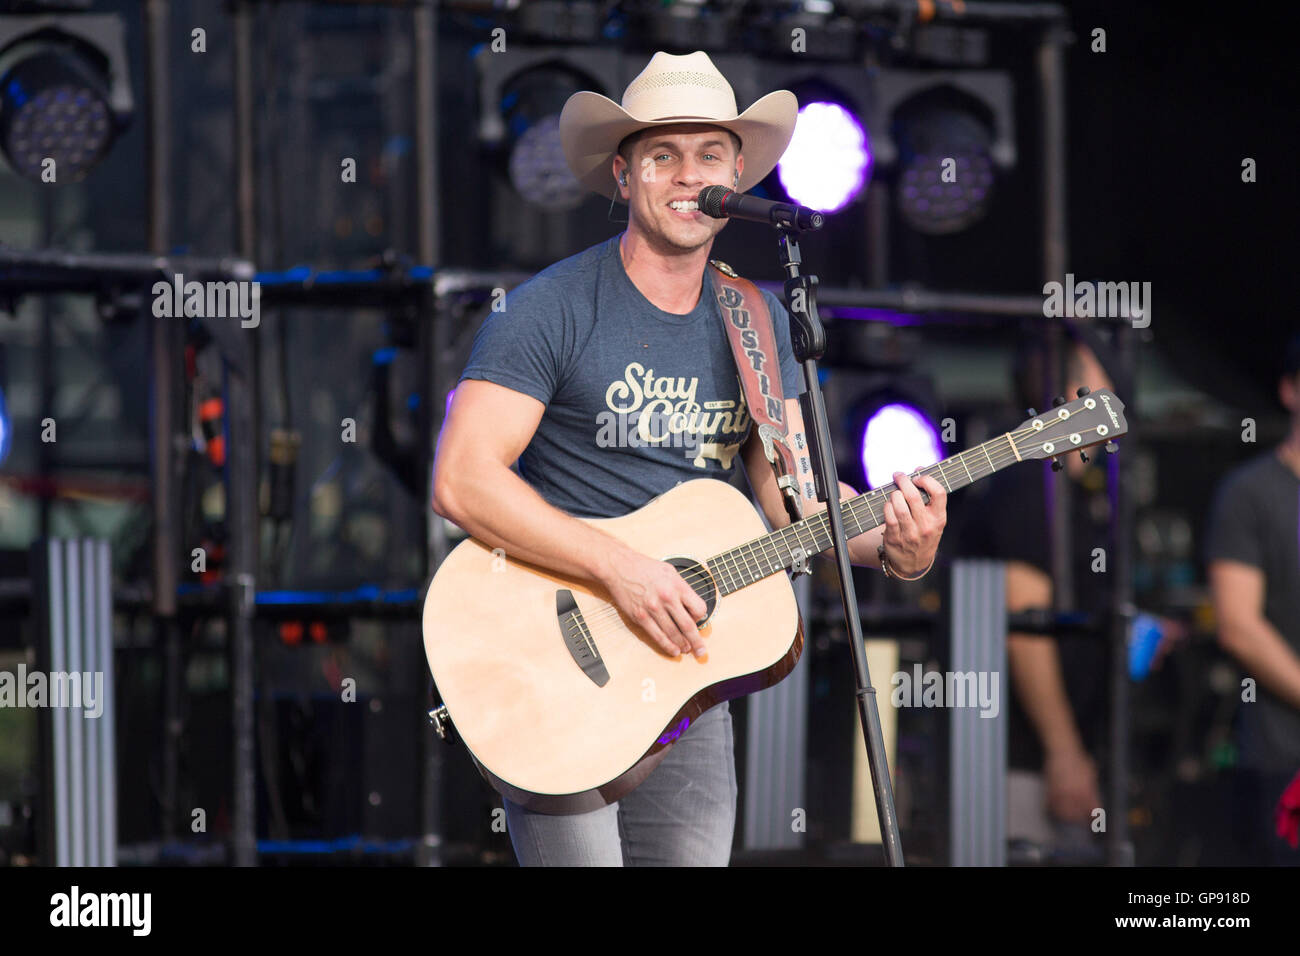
612, 157, 629, 199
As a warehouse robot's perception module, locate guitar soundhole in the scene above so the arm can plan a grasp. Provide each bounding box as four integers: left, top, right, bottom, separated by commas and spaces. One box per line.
665, 557, 718, 626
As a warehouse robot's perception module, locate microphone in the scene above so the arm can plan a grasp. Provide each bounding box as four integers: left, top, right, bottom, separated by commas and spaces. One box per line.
697, 185, 824, 231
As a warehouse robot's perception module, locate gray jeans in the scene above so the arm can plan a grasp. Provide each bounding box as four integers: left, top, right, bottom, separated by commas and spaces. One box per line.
503, 701, 737, 866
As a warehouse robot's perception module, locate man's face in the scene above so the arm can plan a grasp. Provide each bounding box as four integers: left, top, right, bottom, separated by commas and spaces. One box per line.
613, 125, 744, 255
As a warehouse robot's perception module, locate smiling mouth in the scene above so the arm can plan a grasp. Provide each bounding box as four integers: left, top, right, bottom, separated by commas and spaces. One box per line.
668, 200, 699, 213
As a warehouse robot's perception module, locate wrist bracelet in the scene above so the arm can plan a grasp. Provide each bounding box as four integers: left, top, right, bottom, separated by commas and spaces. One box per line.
878, 544, 934, 582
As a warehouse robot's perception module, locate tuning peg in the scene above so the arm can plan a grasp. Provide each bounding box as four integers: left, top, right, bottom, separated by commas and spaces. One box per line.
1051, 458, 1064, 472
1052, 395, 1066, 407
1076, 386, 1091, 397
1079, 449, 1089, 464
1025, 407, 1038, 418
1104, 440, 1118, 454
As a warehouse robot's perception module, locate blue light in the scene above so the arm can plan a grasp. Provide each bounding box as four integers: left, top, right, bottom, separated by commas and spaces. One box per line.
5, 76, 27, 108
0, 386, 11, 466
174, 584, 422, 605
1129, 613, 1164, 681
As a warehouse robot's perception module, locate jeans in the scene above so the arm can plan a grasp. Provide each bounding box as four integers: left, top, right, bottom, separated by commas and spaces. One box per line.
503, 701, 737, 866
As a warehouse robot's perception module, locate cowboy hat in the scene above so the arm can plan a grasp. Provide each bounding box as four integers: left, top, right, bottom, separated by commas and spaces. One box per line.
559, 50, 798, 202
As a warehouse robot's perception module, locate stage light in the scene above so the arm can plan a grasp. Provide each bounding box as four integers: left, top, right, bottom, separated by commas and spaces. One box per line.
507, 113, 583, 212
488, 64, 593, 212
0, 15, 133, 183
859, 402, 942, 491
892, 90, 996, 235
777, 101, 871, 213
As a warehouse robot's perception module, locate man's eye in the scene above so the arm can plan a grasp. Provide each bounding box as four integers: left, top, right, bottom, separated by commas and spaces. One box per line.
703, 153, 719, 161
655, 153, 672, 162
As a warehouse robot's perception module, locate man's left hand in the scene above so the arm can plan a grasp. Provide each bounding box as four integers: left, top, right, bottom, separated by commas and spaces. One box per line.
881, 467, 947, 577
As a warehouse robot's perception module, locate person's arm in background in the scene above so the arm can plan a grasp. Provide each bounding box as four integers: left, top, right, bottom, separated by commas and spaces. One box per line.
1005, 560, 1101, 822
1209, 560, 1300, 710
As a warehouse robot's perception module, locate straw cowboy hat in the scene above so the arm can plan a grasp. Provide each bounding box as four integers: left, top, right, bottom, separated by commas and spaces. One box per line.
559, 50, 798, 202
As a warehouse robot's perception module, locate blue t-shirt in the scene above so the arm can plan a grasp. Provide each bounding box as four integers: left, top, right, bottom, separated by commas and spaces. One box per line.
459, 236, 803, 519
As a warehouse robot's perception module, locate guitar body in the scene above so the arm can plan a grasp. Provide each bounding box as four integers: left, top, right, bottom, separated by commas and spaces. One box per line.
422, 478, 802, 814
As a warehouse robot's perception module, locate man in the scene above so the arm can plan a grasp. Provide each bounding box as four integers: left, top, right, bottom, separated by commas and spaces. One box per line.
431, 51, 947, 866
955, 336, 1114, 859
1205, 333, 1300, 865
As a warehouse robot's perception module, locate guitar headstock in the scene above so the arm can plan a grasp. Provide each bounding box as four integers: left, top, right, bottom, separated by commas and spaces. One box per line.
1012, 388, 1128, 462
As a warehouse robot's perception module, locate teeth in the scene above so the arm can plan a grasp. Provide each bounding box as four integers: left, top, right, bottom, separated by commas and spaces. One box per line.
670, 200, 698, 211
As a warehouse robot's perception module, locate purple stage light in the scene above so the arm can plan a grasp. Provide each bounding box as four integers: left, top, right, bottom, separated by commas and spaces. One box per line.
657, 716, 691, 745
777, 102, 871, 213
860, 403, 942, 491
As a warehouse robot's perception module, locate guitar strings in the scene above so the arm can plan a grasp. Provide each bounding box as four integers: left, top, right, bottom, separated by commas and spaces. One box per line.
550, 421, 1110, 639
569, 421, 1108, 637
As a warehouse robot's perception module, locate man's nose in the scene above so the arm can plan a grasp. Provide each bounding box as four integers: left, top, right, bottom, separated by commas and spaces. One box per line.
674, 158, 705, 185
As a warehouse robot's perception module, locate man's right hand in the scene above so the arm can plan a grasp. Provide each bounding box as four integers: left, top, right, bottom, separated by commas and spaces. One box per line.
600, 547, 710, 660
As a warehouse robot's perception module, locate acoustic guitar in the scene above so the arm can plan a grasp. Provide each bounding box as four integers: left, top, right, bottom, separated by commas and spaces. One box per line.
422, 389, 1129, 813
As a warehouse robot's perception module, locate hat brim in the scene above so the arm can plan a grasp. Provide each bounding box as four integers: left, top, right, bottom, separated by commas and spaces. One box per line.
559, 89, 798, 202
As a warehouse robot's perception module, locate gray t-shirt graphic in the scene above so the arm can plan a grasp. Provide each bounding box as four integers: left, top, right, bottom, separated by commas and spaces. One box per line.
459, 236, 803, 519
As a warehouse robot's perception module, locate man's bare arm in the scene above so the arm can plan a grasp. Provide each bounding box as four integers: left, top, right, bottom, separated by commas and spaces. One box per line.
433, 379, 707, 659
433, 380, 606, 578
1210, 559, 1300, 710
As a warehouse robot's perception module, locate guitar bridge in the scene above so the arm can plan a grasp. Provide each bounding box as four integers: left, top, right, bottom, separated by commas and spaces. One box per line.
557, 590, 610, 687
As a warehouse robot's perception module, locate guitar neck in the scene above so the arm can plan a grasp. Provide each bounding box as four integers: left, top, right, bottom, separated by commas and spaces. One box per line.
707, 430, 1026, 594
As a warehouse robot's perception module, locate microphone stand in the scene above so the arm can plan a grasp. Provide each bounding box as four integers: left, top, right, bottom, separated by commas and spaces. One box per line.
776, 225, 905, 867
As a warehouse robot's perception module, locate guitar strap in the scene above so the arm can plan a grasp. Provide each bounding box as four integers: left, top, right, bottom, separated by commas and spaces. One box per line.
709, 260, 804, 524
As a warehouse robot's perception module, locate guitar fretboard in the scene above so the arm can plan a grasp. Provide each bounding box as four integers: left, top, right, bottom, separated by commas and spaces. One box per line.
705, 429, 1025, 594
